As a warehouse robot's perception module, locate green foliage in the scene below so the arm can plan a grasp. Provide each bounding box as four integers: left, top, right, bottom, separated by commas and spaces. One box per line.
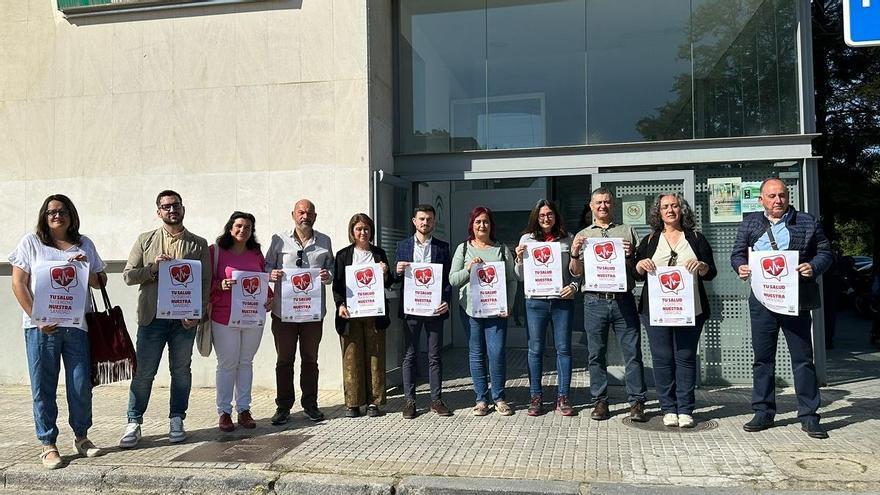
833, 218, 872, 256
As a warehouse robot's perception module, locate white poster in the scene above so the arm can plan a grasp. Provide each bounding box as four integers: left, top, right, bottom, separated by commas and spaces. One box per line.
623, 200, 646, 225
523, 242, 563, 297
281, 268, 323, 323
708, 177, 743, 223
32, 261, 89, 329
228, 270, 269, 328
157, 260, 202, 320
583, 238, 627, 292
749, 250, 800, 316
647, 266, 696, 326
345, 264, 385, 318
403, 263, 443, 317
470, 261, 508, 317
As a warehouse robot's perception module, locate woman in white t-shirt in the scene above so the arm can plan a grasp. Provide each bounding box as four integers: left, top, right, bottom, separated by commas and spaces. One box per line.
8, 195, 108, 469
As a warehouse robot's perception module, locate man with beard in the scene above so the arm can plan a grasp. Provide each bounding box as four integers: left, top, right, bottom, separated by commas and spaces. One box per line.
264, 199, 334, 424
120, 190, 211, 448
395, 204, 453, 419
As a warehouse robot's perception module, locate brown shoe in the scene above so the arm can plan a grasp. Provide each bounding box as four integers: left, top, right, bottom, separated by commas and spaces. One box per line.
219, 412, 235, 432
430, 399, 453, 417
590, 400, 610, 421
237, 410, 256, 429
402, 399, 417, 419
629, 401, 647, 423
556, 395, 574, 417
527, 395, 543, 417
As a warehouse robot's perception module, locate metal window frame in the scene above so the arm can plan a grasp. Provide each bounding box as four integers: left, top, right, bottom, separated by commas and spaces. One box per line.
58, 0, 267, 18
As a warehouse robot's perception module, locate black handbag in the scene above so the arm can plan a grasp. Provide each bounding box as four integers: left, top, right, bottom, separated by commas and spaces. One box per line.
84, 281, 137, 386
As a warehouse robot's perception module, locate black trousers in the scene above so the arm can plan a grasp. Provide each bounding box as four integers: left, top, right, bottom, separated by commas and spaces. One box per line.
401, 316, 444, 401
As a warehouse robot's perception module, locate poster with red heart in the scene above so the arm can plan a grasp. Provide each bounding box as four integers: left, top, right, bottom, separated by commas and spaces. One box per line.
748, 250, 799, 315
647, 266, 696, 326
523, 242, 563, 297
403, 262, 443, 316
32, 261, 89, 329
345, 263, 385, 317
470, 261, 508, 317
157, 260, 202, 319
281, 268, 322, 322
583, 238, 627, 292
229, 270, 270, 328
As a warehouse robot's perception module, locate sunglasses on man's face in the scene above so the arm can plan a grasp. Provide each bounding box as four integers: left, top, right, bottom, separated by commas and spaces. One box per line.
296, 250, 304, 267
668, 249, 678, 267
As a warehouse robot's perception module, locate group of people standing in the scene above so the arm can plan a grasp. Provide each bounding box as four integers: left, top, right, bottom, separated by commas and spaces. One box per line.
10, 176, 832, 470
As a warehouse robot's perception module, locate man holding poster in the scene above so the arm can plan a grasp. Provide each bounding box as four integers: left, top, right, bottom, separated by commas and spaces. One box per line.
570, 188, 647, 422
395, 205, 453, 419
120, 190, 210, 448
731, 178, 833, 439
265, 199, 334, 425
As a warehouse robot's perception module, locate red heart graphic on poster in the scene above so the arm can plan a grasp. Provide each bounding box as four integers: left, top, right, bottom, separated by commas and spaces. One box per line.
355, 267, 375, 287
414, 267, 434, 286
477, 266, 497, 285
594, 242, 615, 261
242, 276, 260, 295
169, 263, 192, 285
50, 265, 77, 291
532, 246, 552, 265
291, 273, 313, 292
659, 271, 682, 292
761, 255, 787, 277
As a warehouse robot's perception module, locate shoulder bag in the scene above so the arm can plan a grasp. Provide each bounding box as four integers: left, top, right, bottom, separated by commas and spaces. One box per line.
196, 245, 220, 357
85, 279, 137, 386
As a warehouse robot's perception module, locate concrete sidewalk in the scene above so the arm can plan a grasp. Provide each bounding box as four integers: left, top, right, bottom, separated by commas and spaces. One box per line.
2, 344, 880, 494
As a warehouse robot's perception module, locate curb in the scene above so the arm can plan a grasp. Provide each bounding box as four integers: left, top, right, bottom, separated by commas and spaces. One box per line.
274, 472, 395, 495
396, 475, 583, 495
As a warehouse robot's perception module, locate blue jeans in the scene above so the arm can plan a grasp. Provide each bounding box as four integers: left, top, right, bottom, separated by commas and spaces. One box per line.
525, 298, 574, 397
127, 319, 196, 423
642, 313, 707, 415
583, 293, 646, 404
459, 308, 507, 403
749, 295, 820, 421
25, 327, 92, 445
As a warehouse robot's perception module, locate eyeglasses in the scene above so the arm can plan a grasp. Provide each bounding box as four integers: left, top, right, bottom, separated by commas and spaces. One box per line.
538, 212, 555, 219
45, 209, 69, 218
158, 202, 183, 212
295, 250, 304, 267
668, 249, 678, 267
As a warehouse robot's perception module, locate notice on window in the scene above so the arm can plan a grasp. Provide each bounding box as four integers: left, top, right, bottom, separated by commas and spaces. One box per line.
345, 264, 385, 318
523, 242, 563, 297
583, 238, 627, 292
32, 261, 89, 329
403, 263, 443, 316
749, 250, 799, 316
708, 177, 743, 223
741, 181, 763, 214
623, 200, 646, 225
157, 260, 202, 319
228, 270, 269, 328
281, 269, 322, 323
470, 261, 508, 317
647, 266, 696, 326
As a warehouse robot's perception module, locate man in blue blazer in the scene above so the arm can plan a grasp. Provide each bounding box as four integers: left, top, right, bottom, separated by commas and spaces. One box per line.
395, 204, 453, 419
731, 178, 833, 439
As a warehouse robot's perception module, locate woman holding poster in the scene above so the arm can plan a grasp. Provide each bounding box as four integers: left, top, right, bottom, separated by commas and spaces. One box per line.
208, 211, 270, 432
9, 195, 107, 469
450, 206, 517, 416
333, 213, 394, 418
634, 193, 716, 429
513, 200, 579, 417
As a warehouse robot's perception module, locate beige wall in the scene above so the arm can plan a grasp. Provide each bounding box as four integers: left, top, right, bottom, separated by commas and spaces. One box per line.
0, 0, 387, 392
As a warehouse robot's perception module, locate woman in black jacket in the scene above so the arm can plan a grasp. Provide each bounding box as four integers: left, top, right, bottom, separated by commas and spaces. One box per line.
332, 213, 394, 418
634, 193, 716, 429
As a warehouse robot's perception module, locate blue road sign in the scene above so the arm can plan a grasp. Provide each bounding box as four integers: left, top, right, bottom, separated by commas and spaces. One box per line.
844, 0, 880, 47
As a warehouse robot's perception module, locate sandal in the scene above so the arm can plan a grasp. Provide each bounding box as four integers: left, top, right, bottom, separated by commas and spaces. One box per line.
472, 401, 489, 416
494, 400, 514, 416
40, 447, 62, 470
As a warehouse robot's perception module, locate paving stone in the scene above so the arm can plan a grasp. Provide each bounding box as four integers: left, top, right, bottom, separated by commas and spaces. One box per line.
274, 472, 394, 495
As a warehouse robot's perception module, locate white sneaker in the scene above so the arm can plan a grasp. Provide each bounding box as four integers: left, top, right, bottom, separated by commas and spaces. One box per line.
119, 422, 141, 449
169, 417, 186, 443
662, 413, 679, 427
678, 414, 695, 428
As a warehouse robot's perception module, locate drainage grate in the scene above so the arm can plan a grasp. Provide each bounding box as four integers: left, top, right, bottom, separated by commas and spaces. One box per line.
172, 434, 311, 463
621, 416, 719, 433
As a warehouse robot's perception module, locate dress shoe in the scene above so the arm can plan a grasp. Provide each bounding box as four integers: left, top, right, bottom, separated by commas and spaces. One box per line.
219, 412, 235, 432
430, 399, 453, 417
402, 399, 417, 419
590, 400, 610, 421
366, 405, 383, 417
346, 407, 361, 418
802, 420, 829, 439
303, 406, 325, 422
743, 414, 774, 432
629, 401, 647, 422
270, 408, 290, 425
238, 410, 257, 429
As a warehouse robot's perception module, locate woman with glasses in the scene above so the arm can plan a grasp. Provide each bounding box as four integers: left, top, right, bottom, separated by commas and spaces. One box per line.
9, 195, 107, 468
634, 193, 716, 428
208, 211, 270, 432
514, 200, 579, 416
332, 213, 394, 417
450, 206, 518, 416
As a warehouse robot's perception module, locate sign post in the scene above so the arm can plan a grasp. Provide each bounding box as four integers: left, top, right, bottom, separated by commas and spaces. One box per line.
844, 0, 880, 47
